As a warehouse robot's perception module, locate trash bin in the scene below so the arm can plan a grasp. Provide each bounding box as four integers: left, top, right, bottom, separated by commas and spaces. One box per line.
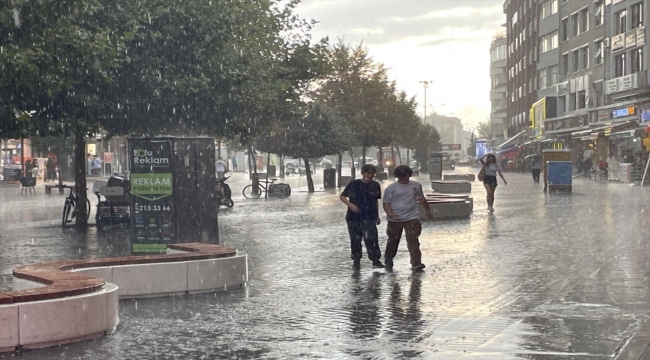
323, 168, 336, 189
268, 165, 276, 177
546, 161, 572, 192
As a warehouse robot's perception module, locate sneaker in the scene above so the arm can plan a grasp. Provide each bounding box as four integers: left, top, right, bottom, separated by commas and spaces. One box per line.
384, 258, 394, 271
487, 206, 494, 211
372, 260, 385, 269
411, 263, 426, 272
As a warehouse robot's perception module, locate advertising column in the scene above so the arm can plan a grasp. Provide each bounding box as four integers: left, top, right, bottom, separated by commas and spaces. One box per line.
129, 139, 174, 253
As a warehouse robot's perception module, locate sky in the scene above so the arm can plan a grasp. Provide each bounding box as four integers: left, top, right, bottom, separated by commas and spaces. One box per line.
295, 0, 506, 130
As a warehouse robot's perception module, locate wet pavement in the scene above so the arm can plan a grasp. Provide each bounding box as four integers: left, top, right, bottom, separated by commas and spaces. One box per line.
2, 166, 650, 359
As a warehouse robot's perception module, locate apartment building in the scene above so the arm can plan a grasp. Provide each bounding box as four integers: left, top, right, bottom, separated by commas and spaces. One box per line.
504, 0, 540, 139
490, 32, 508, 148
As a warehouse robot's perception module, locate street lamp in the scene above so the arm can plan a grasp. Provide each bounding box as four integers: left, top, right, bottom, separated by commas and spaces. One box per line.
419, 80, 433, 124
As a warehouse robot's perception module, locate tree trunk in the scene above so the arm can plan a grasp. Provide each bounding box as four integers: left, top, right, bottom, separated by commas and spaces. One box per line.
303, 156, 314, 193
361, 145, 366, 166
377, 146, 383, 171
74, 125, 88, 229
398, 147, 403, 165
337, 152, 342, 187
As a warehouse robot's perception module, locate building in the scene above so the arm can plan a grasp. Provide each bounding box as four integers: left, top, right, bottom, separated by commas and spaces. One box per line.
490, 31, 508, 148
424, 113, 465, 160
504, 0, 540, 139
536, 0, 650, 170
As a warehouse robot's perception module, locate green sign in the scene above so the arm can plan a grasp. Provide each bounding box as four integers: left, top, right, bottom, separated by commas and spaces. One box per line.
129, 139, 174, 253
131, 173, 173, 199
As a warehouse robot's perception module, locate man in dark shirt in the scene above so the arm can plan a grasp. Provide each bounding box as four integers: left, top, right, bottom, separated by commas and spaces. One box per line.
340, 164, 384, 269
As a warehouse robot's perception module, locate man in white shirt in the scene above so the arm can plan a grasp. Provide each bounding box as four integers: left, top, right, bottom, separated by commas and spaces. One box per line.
382, 165, 434, 272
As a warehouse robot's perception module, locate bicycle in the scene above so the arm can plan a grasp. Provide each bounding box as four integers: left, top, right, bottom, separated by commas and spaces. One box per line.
242, 178, 291, 199
62, 186, 91, 227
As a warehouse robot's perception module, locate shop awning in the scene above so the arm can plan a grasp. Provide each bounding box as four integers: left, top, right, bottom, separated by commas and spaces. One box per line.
570, 121, 636, 138
609, 127, 645, 140
496, 130, 527, 150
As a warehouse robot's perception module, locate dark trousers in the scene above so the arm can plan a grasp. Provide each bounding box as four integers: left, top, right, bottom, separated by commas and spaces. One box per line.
532, 169, 541, 183
346, 220, 381, 261
385, 219, 422, 266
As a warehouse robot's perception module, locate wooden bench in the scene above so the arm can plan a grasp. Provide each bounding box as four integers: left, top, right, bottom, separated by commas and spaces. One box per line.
0, 243, 244, 352
44, 184, 73, 195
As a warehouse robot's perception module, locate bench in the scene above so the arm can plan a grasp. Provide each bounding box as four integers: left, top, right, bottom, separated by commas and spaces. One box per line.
431, 180, 472, 193
420, 197, 474, 220
45, 184, 73, 195
0, 243, 246, 352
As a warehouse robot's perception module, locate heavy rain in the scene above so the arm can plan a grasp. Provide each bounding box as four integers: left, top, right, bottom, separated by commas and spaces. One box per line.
2, 0, 650, 359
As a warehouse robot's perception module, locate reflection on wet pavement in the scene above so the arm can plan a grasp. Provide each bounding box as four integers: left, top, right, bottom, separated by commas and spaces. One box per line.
1, 169, 650, 359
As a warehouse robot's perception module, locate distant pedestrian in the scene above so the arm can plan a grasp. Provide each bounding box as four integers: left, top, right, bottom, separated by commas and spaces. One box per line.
583, 146, 594, 178
479, 154, 507, 211
215, 157, 226, 179
231, 155, 238, 172
340, 164, 383, 269
530, 155, 541, 184
383, 165, 434, 272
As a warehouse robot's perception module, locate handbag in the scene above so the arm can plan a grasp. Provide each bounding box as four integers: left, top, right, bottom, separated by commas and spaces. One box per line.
477, 164, 486, 181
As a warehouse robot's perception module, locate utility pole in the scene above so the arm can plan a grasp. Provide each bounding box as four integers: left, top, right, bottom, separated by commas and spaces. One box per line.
419, 80, 432, 171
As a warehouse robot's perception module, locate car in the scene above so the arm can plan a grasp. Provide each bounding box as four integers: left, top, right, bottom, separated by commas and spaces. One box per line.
355, 157, 378, 166
318, 158, 332, 168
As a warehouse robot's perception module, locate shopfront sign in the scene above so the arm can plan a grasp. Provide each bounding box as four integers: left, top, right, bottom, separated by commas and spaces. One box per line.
544, 115, 588, 132
612, 34, 625, 52
103, 152, 113, 163
626, 31, 637, 48
638, 27, 646, 46
441, 144, 461, 151
129, 139, 174, 253
641, 109, 650, 123
612, 106, 636, 119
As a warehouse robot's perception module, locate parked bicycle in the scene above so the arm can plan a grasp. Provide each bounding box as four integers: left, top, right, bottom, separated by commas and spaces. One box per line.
242, 178, 291, 199
62, 186, 91, 227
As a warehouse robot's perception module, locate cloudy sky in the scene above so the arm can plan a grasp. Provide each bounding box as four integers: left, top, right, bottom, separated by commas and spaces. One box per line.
295, 0, 506, 129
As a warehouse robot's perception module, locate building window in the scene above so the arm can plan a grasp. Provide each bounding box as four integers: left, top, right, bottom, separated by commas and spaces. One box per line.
558, 96, 566, 114
631, 3, 643, 29
615, 53, 627, 77
548, 65, 558, 86
594, 40, 604, 64
577, 91, 586, 109
571, 13, 579, 37
572, 50, 580, 73
492, 74, 505, 88
561, 18, 569, 41
594, 1, 604, 26
540, 31, 558, 53
538, 68, 548, 89
561, 53, 569, 75
491, 44, 506, 62
569, 93, 576, 111
632, 48, 643, 73
541, 0, 558, 19
616, 10, 627, 35
579, 8, 588, 33
581, 46, 589, 70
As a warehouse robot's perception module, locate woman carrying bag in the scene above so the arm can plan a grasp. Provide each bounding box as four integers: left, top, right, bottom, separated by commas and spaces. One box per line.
479, 154, 507, 211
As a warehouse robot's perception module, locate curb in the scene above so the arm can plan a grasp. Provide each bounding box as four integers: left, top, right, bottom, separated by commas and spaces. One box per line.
615, 317, 650, 360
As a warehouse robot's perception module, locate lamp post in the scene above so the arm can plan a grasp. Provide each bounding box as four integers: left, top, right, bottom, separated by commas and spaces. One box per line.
417, 80, 432, 171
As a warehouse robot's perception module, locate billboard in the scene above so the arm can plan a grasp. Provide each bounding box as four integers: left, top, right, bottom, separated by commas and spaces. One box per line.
129, 139, 174, 253
475, 139, 488, 163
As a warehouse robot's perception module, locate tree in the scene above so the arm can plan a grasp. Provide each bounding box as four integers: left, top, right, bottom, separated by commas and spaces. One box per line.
0, 0, 130, 228
258, 103, 352, 192
412, 123, 441, 171
477, 121, 491, 139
